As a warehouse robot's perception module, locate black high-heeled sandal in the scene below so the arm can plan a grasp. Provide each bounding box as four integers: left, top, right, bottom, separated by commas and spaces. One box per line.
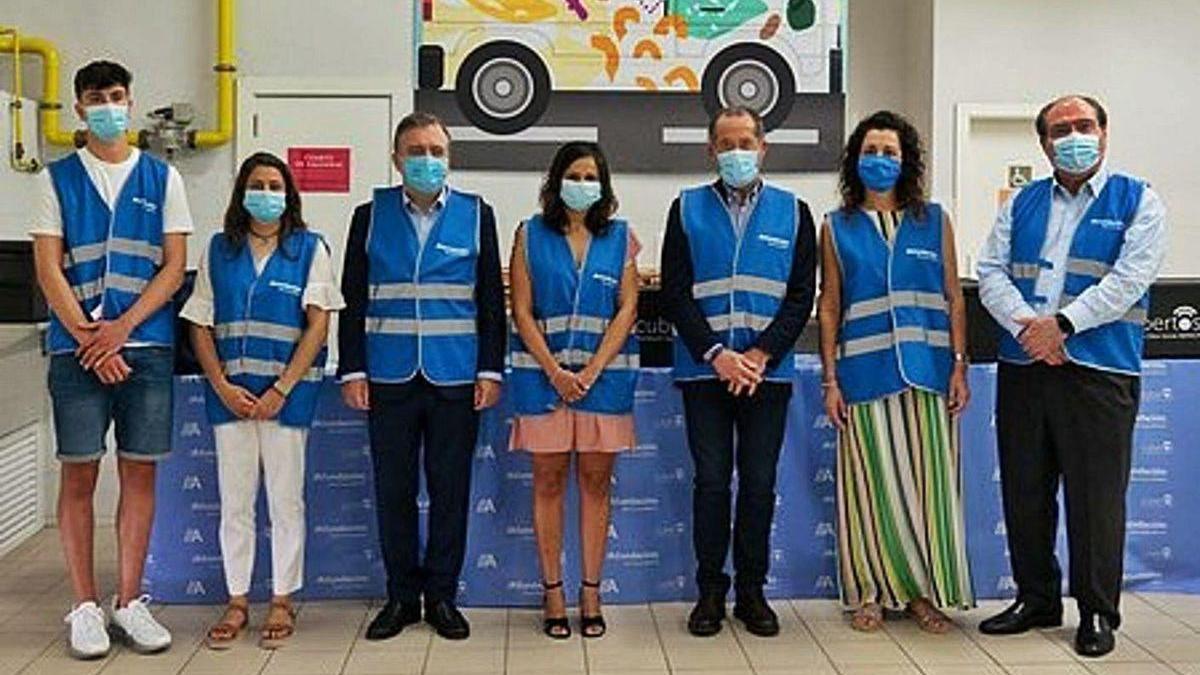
580, 579, 607, 638
542, 580, 571, 639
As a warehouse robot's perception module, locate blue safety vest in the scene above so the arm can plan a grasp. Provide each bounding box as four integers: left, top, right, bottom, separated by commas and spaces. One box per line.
46, 151, 173, 353
510, 215, 639, 415
1000, 174, 1147, 375
365, 186, 480, 385
204, 231, 327, 428
672, 182, 798, 382
830, 205, 951, 404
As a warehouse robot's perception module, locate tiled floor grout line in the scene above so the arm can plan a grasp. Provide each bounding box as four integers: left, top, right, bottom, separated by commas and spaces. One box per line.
724, 610, 759, 674
789, 601, 839, 674
339, 602, 370, 675
957, 607, 1032, 674
646, 601, 676, 675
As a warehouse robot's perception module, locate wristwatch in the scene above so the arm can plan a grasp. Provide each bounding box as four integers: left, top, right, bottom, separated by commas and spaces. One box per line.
953, 352, 969, 365
1054, 312, 1076, 337
271, 379, 293, 397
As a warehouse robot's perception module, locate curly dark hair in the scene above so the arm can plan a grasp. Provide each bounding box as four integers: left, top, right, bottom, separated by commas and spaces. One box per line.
222, 151, 307, 260
838, 110, 926, 218
539, 141, 619, 236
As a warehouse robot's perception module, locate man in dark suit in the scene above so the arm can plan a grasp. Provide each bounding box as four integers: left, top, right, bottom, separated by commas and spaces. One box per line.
660, 106, 817, 638
338, 112, 506, 641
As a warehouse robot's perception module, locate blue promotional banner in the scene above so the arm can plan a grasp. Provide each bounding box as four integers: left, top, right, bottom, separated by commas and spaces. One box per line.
145, 357, 1200, 605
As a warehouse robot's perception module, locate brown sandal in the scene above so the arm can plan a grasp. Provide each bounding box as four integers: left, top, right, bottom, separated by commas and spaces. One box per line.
908, 598, 953, 634
259, 599, 297, 649
850, 603, 884, 632
205, 602, 249, 650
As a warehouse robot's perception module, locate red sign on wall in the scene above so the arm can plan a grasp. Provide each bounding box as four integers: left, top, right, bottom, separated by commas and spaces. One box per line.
287, 147, 351, 193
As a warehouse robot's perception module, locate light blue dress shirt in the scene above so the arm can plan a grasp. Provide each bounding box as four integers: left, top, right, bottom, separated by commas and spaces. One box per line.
976, 164, 1168, 338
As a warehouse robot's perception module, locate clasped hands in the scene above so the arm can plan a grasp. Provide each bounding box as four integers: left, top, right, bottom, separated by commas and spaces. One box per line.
74, 317, 133, 384
1016, 315, 1068, 366
712, 347, 769, 397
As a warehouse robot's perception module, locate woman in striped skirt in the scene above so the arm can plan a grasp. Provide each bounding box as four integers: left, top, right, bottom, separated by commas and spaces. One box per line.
817, 111, 974, 633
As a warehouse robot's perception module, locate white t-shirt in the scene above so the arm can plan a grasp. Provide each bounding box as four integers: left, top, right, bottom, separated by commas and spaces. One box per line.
179, 233, 346, 327
29, 147, 195, 237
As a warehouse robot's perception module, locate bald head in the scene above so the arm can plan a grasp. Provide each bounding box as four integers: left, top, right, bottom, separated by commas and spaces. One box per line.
1036, 95, 1107, 140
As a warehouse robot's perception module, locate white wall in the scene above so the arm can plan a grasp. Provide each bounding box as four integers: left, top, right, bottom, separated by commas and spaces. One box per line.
929, 0, 1199, 276
2, 0, 925, 268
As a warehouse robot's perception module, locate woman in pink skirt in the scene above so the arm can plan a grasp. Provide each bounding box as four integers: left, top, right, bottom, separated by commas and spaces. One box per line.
509, 142, 640, 639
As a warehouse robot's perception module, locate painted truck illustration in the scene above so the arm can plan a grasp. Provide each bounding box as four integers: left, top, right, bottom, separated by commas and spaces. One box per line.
415, 0, 843, 134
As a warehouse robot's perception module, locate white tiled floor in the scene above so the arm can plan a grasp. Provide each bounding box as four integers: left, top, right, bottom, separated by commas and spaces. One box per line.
3, 528, 1200, 674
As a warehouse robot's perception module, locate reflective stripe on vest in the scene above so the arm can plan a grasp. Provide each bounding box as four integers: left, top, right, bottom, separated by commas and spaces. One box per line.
1000, 174, 1147, 374
830, 204, 951, 403
365, 186, 481, 384
206, 231, 327, 428
672, 182, 798, 381
510, 215, 638, 415
46, 151, 171, 353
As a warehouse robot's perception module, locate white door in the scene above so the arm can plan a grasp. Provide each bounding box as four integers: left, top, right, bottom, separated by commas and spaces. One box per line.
953, 105, 1043, 278
243, 93, 395, 368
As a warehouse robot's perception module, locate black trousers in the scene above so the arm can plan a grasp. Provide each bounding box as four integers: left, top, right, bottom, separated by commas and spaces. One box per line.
680, 379, 791, 597
368, 376, 479, 604
996, 362, 1139, 626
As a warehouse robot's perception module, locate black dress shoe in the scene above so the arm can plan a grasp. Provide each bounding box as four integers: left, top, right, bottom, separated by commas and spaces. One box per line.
687, 592, 727, 637
365, 601, 422, 640
425, 599, 470, 640
733, 589, 780, 637
979, 600, 1063, 635
1075, 614, 1115, 657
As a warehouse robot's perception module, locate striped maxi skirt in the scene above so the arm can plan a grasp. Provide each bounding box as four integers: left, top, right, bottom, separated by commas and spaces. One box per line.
836, 387, 974, 609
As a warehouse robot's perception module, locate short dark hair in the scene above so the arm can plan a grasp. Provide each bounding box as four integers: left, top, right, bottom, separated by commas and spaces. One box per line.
839, 110, 927, 217
1035, 95, 1108, 139
707, 106, 765, 141
539, 141, 619, 237
74, 60, 132, 99
393, 111, 450, 152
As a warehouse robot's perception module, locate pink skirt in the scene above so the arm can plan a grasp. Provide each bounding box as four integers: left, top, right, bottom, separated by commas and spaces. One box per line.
509, 407, 636, 454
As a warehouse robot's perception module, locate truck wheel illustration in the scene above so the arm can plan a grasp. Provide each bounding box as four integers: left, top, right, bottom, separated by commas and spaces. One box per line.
702, 44, 796, 132
455, 41, 551, 135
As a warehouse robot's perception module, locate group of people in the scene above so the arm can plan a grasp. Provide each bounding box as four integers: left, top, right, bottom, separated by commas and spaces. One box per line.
32, 59, 1165, 662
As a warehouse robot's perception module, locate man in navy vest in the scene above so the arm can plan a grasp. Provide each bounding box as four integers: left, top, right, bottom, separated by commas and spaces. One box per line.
977, 95, 1167, 657
661, 107, 817, 638
31, 61, 191, 659
338, 112, 505, 641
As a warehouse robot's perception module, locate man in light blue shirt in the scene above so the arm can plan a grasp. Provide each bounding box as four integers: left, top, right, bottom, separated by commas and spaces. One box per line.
976, 95, 1167, 658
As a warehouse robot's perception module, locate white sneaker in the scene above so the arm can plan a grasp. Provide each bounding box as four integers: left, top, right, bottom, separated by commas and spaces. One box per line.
64, 601, 111, 660
109, 595, 172, 654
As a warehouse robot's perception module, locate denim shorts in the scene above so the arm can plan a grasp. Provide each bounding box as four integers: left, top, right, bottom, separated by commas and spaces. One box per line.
48, 346, 174, 463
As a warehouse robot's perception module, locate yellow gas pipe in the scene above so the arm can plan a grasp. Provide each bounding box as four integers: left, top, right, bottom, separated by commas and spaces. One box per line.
0, 0, 235, 151
190, 0, 236, 149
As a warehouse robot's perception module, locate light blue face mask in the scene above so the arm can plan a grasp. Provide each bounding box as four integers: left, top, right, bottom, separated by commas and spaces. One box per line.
85, 104, 129, 142
857, 154, 903, 193
560, 179, 603, 213
403, 155, 449, 195
243, 189, 287, 223
717, 149, 760, 189
1052, 133, 1101, 175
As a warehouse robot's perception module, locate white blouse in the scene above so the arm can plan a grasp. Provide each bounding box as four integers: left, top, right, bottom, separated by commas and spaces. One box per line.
180, 233, 345, 327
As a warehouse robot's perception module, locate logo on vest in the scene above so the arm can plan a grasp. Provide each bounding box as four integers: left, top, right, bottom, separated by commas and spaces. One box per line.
131, 196, 159, 214
592, 272, 619, 287
904, 247, 939, 262
269, 280, 303, 296
435, 242, 470, 257
756, 233, 790, 250
1090, 217, 1126, 231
